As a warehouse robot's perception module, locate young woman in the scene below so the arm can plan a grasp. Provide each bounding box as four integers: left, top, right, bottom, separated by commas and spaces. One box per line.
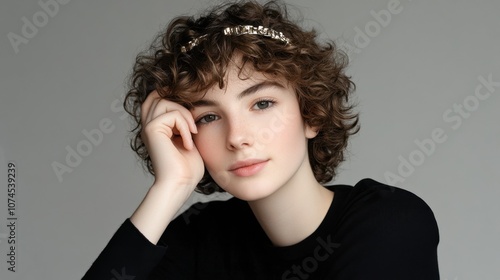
83, 1, 439, 279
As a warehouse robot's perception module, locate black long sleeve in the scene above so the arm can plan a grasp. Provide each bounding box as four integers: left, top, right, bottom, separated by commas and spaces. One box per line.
82, 178, 440, 279
82, 219, 167, 280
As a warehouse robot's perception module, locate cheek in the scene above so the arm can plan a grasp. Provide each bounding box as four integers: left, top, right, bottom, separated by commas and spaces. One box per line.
268, 105, 307, 147
193, 129, 233, 187
193, 128, 221, 167
274, 117, 308, 153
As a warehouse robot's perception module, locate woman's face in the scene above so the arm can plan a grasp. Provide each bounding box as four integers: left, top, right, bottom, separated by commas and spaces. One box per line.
190, 61, 317, 202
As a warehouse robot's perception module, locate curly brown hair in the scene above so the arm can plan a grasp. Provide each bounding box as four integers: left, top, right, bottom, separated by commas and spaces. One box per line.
124, 0, 359, 194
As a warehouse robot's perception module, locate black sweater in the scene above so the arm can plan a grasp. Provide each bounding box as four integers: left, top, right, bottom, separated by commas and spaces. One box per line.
82, 178, 440, 279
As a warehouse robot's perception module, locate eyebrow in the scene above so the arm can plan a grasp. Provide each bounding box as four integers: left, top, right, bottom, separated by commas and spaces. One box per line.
191, 81, 285, 108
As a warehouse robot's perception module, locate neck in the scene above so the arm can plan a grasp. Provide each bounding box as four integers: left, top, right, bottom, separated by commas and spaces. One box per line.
247, 165, 334, 247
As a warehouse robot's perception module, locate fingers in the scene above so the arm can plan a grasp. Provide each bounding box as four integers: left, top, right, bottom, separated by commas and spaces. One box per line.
141, 90, 197, 134
144, 110, 195, 150
150, 99, 197, 135
140, 90, 198, 150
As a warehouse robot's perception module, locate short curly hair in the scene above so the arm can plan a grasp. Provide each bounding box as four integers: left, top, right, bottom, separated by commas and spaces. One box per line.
124, 0, 359, 194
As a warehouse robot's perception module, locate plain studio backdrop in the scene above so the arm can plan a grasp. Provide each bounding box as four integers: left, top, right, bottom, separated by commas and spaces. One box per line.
0, 0, 499, 279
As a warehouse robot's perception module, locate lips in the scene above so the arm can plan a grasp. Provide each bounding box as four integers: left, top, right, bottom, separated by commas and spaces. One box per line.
229, 159, 269, 177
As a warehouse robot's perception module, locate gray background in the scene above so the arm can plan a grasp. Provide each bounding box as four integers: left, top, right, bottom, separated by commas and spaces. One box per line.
0, 0, 499, 279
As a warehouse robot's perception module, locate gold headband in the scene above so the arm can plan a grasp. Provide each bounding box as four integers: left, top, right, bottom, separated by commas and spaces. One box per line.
180, 25, 291, 53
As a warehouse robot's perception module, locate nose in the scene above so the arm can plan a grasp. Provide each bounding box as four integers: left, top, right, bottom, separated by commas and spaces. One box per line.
226, 114, 254, 150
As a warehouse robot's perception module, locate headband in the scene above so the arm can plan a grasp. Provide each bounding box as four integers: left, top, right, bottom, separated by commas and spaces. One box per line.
180, 25, 291, 53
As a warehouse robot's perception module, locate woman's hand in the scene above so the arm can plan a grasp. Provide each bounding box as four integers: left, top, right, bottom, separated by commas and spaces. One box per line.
130, 90, 204, 244
140, 89, 204, 190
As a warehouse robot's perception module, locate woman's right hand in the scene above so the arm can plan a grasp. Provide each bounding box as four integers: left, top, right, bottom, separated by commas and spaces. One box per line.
130, 89, 205, 244
140, 89, 204, 190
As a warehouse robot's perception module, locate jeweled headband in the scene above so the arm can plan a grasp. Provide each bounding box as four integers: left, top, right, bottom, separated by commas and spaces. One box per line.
180, 25, 291, 53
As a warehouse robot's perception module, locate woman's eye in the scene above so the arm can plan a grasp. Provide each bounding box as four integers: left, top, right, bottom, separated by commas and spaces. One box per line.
253, 100, 274, 110
197, 114, 219, 124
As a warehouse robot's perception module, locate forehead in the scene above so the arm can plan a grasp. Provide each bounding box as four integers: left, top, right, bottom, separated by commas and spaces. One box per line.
179, 52, 293, 107
205, 57, 288, 95
204, 73, 288, 104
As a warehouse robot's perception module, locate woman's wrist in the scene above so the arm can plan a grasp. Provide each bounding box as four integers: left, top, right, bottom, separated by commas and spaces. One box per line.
130, 182, 195, 244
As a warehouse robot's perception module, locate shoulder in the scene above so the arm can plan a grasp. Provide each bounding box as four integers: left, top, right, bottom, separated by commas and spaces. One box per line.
323, 179, 440, 278
358, 178, 437, 224
332, 178, 437, 221
329, 178, 439, 249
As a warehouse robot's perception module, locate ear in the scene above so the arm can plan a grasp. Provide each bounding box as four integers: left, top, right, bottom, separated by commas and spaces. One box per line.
305, 124, 319, 139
